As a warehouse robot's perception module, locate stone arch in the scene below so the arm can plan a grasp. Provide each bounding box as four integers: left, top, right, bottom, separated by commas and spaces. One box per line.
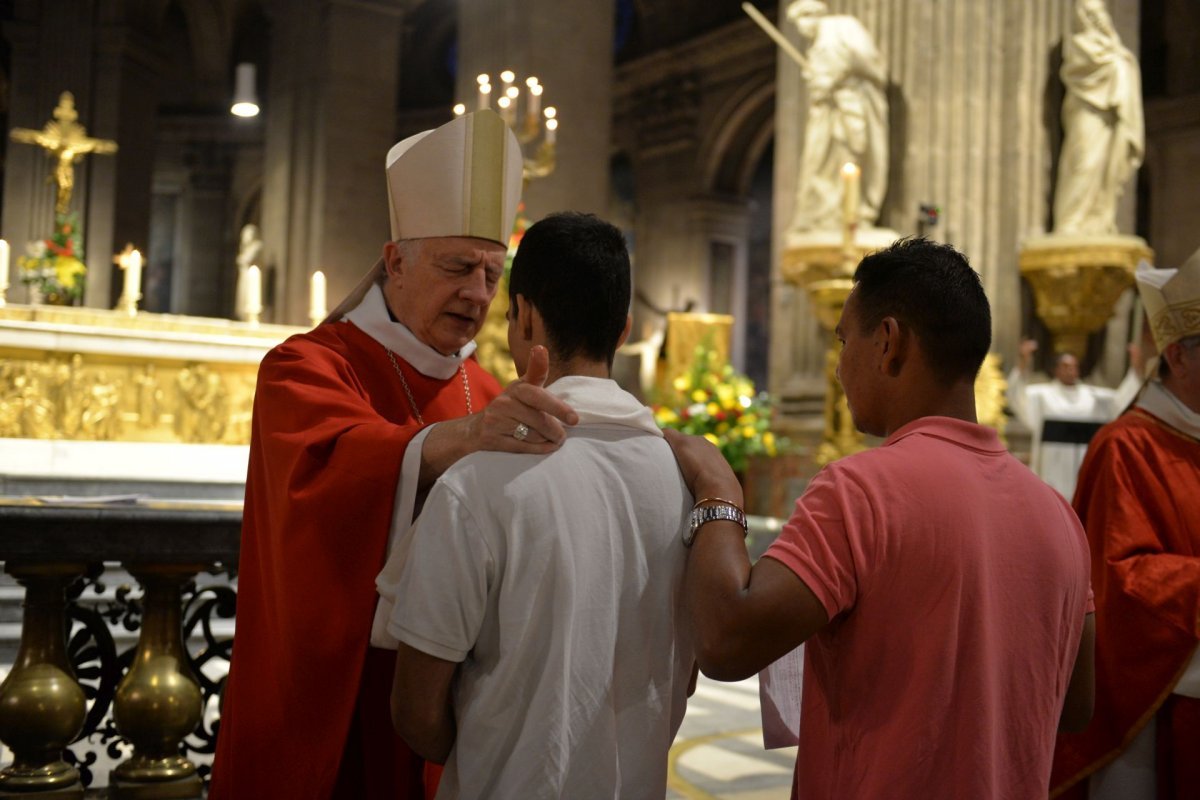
700, 81, 775, 198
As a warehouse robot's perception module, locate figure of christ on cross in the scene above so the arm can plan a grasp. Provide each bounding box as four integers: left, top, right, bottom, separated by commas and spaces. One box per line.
10, 91, 118, 215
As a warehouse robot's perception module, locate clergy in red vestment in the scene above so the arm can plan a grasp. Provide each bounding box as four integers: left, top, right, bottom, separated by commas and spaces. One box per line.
209, 110, 579, 800
1051, 248, 1200, 800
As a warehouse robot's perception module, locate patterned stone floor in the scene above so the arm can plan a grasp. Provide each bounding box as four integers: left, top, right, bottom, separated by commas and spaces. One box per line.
668, 675, 796, 799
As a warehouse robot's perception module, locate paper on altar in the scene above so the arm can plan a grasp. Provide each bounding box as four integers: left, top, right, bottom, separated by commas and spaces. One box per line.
759, 643, 803, 749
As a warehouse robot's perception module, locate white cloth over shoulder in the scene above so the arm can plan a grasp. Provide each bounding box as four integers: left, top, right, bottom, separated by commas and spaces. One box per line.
382, 376, 695, 800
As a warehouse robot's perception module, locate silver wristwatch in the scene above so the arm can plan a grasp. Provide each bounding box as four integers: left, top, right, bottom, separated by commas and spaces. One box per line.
684, 503, 748, 547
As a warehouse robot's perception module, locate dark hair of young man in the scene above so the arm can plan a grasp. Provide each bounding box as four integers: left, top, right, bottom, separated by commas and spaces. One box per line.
852, 237, 992, 385
509, 212, 632, 367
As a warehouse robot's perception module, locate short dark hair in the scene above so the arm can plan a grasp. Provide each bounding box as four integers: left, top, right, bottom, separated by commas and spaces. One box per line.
509, 212, 631, 366
851, 237, 992, 385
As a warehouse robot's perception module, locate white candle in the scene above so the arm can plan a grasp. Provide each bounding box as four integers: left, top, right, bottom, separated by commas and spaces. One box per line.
246, 264, 263, 315
478, 82, 491, 111
125, 248, 142, 304
0, 239, 9, 298
545, 117, 557, 145
841, 162, 860, 226
527, 81, 542, 119
310, 270, 327, 321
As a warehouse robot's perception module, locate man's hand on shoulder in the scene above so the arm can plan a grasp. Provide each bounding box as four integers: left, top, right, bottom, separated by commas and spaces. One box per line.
420, 346, 579, 487
663, 429, 743, 505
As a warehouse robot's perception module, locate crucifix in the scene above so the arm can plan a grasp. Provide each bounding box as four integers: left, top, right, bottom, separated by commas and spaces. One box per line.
10, 91, 119, 215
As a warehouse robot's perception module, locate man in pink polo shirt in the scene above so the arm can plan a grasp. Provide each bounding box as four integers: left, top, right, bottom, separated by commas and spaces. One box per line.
666, 237, 1095, 799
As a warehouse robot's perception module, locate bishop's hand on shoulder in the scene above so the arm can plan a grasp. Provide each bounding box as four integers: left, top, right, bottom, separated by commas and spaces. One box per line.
475, 345, 578, 452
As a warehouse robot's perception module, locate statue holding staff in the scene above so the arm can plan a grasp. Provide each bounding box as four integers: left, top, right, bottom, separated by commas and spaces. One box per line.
744, 1, 889, 233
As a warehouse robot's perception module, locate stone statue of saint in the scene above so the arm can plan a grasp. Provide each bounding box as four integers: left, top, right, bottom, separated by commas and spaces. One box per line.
1052, 0, 1144, 236
234, 223, 263, 321
787, 0, 889, 234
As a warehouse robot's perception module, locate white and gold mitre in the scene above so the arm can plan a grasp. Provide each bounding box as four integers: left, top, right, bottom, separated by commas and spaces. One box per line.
385, 109, 523, 243
326, 109, 523, 322
1136, 248, 1200, 352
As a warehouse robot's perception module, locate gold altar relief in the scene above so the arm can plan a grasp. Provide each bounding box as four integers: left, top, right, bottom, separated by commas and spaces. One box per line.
0, 352, 257, 445
0, 304, 298, 445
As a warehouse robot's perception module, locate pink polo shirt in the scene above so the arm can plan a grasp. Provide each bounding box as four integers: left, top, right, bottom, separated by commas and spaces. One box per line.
765, 416, 1091, 800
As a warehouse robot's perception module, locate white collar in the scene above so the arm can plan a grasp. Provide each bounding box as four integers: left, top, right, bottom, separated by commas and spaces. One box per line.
342, 283, 476, 380
546, 376, 662, 436
1138, 380, 1200, 441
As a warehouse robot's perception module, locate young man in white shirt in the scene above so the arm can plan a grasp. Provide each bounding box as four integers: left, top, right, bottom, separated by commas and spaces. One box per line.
384, 212, 696, 799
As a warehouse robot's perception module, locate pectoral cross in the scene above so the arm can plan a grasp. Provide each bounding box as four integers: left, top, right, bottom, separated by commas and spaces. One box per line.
10, 91, 118, 215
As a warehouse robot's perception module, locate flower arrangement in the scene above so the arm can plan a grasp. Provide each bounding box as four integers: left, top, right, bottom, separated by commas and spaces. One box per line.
653, 343, 781, 474
18, 211, 86, 304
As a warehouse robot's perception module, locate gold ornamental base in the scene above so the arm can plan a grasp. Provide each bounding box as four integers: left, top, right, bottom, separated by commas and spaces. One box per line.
1019, 234, 1153, 357
782, 228, 899, 464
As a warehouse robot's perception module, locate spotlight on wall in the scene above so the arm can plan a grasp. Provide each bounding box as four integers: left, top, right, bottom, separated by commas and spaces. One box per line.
231, 63, 260, 117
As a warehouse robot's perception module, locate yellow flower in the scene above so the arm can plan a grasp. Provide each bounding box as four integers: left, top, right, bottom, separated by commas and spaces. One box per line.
716, 422, 730, 435
673, 375, 691, 392
741, 413, 758, 425
763, 432, 777, 456
655, 407, 678, 425
741, 425, 756, 439
706, 402, 720, 417
716, 384, 735, 406
54, 256, 84, 287
703, 433, 719, 446
691, 389, 707, 404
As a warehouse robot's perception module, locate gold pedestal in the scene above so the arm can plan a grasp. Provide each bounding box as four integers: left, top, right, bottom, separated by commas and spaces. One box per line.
1019, 235, 1153, 356
110, 565, 205, 800
0, 564, 88, 799
781, 230, 896, 464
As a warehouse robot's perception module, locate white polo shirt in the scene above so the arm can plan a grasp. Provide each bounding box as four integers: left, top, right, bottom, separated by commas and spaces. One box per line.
387, 376, 695, 799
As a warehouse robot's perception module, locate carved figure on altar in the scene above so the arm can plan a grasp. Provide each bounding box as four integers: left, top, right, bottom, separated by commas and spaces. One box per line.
1053, 0, 1144, 236
787, 0, 889, 233
176, 363, 228, 443
80, 372, 122, 440
234, 224, 263, 321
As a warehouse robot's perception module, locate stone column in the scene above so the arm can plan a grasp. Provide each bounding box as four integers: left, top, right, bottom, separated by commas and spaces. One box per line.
259, 0, 404, 325
171, 143, 233, 318
1, 2, 161, 309
84, 19, 163, 310
456, 0, 614, 220
1, 2, 96, 303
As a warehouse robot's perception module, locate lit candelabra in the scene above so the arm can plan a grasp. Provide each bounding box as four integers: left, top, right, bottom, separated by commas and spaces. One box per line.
455, 71, 557, 181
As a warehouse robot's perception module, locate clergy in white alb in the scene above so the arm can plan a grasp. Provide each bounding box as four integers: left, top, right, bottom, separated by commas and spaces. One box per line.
1007, 345, 1139, 499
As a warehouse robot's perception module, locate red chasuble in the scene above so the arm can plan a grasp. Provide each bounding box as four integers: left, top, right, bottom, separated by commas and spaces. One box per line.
209, 319, 501, 800
1050, 409, 1200, 798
